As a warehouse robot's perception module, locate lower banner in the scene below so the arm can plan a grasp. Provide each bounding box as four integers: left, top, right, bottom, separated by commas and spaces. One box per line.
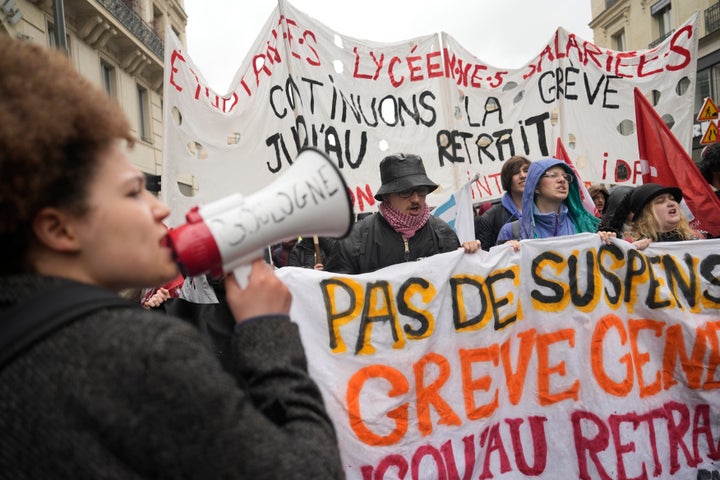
277, 233, 720, 480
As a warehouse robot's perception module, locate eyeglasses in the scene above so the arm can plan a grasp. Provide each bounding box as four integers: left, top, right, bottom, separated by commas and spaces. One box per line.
397, 186, 430, 199
542, 171, 574, 183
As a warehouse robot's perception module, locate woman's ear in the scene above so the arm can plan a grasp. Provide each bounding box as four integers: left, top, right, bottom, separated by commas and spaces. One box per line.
31, 207, 81, 253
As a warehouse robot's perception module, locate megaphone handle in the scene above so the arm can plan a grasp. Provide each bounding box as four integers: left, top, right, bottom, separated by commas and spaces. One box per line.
232, 264, 253, 289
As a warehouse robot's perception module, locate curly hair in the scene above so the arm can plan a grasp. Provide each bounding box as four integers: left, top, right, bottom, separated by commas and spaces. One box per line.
0, 39, 134, 273
626, 202, 698, 242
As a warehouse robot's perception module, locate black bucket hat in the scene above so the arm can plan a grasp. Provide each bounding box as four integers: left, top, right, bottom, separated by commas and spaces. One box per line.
629, 183, 683, 219
374, 153, 438, 200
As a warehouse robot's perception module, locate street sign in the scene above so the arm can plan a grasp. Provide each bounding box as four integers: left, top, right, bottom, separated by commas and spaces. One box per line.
698, 97, 719, 122
701, 120, 719, 145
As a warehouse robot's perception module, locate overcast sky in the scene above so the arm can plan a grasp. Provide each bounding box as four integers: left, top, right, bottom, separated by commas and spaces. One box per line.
183, 0, 596, 94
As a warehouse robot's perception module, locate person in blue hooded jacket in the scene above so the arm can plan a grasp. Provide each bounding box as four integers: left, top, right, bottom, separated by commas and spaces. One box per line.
496, 157, 603, 246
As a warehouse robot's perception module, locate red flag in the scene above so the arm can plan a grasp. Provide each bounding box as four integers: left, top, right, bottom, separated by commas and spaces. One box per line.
634, 87, 720, 237
555, 137, 599, 216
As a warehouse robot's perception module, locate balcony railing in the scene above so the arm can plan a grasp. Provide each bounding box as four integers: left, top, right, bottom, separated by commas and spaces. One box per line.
707, 2, 720, 35
96, 0, 163, 59
648, 30, 673, 48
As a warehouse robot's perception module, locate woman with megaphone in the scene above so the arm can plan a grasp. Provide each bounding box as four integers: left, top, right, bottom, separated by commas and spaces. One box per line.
0, 39, 343, 479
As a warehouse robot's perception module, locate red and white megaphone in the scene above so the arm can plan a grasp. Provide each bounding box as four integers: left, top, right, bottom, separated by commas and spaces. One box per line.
166, 147, 353, 285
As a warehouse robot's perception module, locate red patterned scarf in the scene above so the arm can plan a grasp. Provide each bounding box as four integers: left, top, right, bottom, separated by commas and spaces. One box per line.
379, 201, 431, 239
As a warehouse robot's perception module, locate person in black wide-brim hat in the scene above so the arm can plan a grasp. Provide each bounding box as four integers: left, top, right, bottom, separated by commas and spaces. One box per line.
372, 153, 439, 200
624, 183, 704, 250
325, 153, 482, 274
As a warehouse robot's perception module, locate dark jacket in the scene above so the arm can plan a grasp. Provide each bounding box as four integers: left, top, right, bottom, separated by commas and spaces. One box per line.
288, 237, 336, 268
325, 213, 460, 274
0, 275, 343, 479
474, 196, 519, 250
598, 185, 634, 237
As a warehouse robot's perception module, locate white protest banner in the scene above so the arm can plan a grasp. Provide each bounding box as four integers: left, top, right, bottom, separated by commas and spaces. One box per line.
162, 1, 698, 226
277, 235, 720, 479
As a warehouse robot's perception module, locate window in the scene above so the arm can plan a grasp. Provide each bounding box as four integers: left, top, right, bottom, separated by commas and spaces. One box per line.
694, 64, 720, 113
651, 0, 672, 38
658, 8, 672, 37
101, 61, 116, 98
693, 63, 720, 160
47, 22, 70, 52
137, 85, 151, 142
612, 29, 626, 51
152, 5, 164, 38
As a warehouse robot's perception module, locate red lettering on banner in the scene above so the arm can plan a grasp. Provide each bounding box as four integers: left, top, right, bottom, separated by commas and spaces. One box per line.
522, 24, 694, 80
478, 423, 512, 479
169, 49, 186, 92
637, 51, 664, 77
360, 401, 719, 479
506, 417, 548, 475
668, 25, 693, 71
352, 47, 382, 80
573, 401, 717, 479
361, 416, 549, 478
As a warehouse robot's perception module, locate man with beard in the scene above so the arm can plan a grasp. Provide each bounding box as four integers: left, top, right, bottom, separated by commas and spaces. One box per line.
325, 153, 481, 274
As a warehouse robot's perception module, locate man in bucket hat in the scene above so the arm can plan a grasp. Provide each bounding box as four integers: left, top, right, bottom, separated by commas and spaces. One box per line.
325, 153, 481, 274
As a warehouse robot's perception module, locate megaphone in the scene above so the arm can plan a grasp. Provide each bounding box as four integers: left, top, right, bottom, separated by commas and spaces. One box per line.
166, 147, 353, 285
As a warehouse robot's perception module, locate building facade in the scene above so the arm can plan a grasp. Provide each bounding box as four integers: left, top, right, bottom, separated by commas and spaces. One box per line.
589, 0, 720, 161
0, 0, 187, 184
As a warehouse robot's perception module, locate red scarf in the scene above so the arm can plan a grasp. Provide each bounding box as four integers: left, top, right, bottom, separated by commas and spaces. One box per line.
379, 201, 430, 239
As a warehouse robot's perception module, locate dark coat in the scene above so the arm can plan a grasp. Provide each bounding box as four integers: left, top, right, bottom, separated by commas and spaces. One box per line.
0, 275, 343, 479
288, 237, 336, 268
598, 186, 634, 237
474, 202, 516, 250
325, 213, 460, 274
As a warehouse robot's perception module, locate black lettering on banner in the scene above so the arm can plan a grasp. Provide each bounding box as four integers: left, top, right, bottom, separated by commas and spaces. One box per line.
356, 281, 401, 354
598, 243, 624, 306
531, 251, 565, 305
450, 276, 489, 331
700, 254, 720, 304
568, 250, 597, 308
320, 278, 357, 350
397, 277, 432, 338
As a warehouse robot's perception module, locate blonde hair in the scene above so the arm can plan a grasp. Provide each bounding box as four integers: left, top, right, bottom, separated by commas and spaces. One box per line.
626, 201, 699, 241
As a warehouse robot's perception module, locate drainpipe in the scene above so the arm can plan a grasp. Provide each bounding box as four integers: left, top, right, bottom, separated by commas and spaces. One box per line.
53, 0, 68, 55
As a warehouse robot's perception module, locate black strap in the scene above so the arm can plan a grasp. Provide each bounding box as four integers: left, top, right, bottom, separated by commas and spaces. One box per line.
358, 215, 375, 274
511, 220, 521, 240
0, 281, 131, 369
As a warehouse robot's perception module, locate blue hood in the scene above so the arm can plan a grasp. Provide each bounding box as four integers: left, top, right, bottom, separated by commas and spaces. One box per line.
518, 157, 599, 239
